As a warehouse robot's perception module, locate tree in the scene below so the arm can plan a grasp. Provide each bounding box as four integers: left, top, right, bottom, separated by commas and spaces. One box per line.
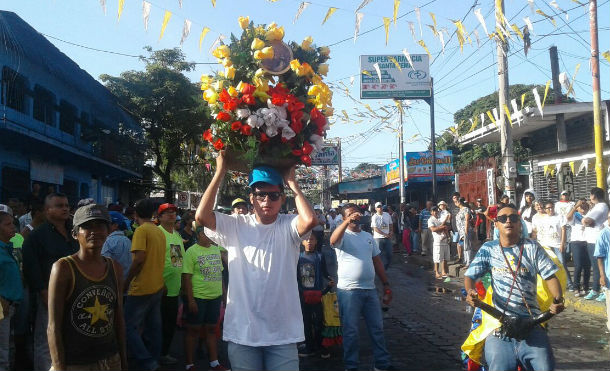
436, 84, 574, 170
101, 48, 209, 201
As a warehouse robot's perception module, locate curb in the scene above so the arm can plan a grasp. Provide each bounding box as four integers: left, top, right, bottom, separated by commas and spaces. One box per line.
565, 294, 607, 319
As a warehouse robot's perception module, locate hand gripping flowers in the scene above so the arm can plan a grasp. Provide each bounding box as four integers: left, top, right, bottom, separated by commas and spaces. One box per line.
201, 17, 332, 168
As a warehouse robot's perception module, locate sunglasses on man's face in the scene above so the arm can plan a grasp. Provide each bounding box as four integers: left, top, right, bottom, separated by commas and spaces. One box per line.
253, 191, 282, 202
496, 214, 520, 223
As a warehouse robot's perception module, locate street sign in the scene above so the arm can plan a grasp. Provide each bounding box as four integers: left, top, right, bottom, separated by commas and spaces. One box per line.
359, 54, 431, 99
176, 191, 189, 209
311, 145, 340, 166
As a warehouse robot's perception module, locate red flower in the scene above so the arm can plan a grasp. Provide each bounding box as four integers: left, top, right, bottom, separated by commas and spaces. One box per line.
202, 129, 213, 142
260, 133, 269, 143
242, 94, 256, 105
290, 110, 304, 133
302, 141, 313, 155
292, 149, 303, 156
216, 111, 231, 122
223, 99, 238, 111
271, 94, 286, 106
231, 121, 242, 131
269, 83, 289, 96
213, 138, 224, 150
286, 96, 305, 112
301, 154, 312, 166
240, 83, 256, 95
219, 89, 231, 104
241, 125, 252, 136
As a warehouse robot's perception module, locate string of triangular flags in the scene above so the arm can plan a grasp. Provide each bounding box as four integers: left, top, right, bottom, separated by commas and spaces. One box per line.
543, 159, 593, 178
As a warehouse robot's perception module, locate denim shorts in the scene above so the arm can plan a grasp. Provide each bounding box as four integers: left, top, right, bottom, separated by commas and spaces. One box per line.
183, 296, 221, 326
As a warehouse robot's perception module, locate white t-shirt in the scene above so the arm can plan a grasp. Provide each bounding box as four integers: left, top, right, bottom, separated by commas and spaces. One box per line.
521, 206, 535, 234
327, 214, 343, 231
206, 212, 306, 346
439, 210, 451, 224
371, 212, 392, 239
428, 216, 448, 245
555, 201, 574, 219
584, 202, 609, 244
569, 213, 586, 242
533, 214, 564, 248
333, 229, 381, 290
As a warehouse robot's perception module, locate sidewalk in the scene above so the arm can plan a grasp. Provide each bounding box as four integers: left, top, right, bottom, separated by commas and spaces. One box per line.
407, 252, 608, 319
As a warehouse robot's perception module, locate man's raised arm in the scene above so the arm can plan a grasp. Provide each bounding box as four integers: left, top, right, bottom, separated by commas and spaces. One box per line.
196, 151, 228, 231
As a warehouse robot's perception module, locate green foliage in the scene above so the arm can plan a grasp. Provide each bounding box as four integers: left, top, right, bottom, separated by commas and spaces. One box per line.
436, 84, 575, 170
100, 47, 210, 201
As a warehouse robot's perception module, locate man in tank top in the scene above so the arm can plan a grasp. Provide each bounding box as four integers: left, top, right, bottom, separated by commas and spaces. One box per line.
47, 204, 127, 371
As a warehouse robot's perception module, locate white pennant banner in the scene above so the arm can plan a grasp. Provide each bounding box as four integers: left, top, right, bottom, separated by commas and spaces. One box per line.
474, 8, 489, 36
373, 63, 382, 83
533, 87, 543, 117
510, 99, 522, 126
180, 19, 192, 45
100, 0, 107, 14
208, 34, 226, 54
523, 17, 534, 35
408, 22, 416, 41
355, 0, 374, 13
480, 113, 485, 128
354, 12, 364, 42
293, 2, 311, 24
142, 1, 152, 31
402, 48, 414, 70
414, 7, 422, 36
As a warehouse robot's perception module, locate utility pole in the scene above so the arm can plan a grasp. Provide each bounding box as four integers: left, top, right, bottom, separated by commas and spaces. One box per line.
396, 99, 406, 204
590, 0, 605, 190
550, 46, 568, 193
496, 0, 516, 203
337, 138, 343, 183
429, 78, 437, 202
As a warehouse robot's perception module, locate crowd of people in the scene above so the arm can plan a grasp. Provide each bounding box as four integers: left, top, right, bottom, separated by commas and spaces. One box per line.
1, 161, 610, 371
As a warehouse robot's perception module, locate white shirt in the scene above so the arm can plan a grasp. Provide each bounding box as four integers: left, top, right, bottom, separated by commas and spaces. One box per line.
207, 212, 306, 346
371, 212, 392, 239
333, 229, 381, 290
569, 213, 586, 242
327, 214, 343, 231
555, 201, 574, 219
584, 202, 609, 244
428, 216, 448, 245
439, 210, 450, 224
533, 214, 564, 248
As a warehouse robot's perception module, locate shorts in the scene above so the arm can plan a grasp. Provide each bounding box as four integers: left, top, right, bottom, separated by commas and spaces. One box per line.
433, 244, 450, 263
183, 296, 222, 326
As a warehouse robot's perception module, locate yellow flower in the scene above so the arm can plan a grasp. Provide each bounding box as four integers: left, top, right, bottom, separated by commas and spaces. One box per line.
213, 80, 224, 91
265, 23, 284, 41
220, 58, 233, 67
254, 46, 274, 60
225, 66, 236, 80
228, 86, 238, 97
203, 89, 218, 104
317, 63, 329, 76
301, 36, 313, 50
254, 68, 266, 77
290, 59, 301, 72
254, 77, 269, 92
318, 46, 330, 57
308, 85, 321, 96
238, 16, 250, 30
200, 75, 213, 90
212, 45, 230, 59
251, 37, 265, 50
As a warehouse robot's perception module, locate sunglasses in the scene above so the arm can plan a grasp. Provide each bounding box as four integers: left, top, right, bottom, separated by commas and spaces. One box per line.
496, 214, 520, 223
253, 191, 282, 201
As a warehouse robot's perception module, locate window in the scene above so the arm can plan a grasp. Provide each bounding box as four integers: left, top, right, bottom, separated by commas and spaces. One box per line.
60, 179, 78, 206
33, 85, 56, 125
1, 166, 30, 202
59, 100, 77, 135
1, 67, 28, 114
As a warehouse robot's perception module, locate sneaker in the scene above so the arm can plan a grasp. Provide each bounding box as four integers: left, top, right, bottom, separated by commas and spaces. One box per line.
568, 284, 575, 292
576, 290, 587, 297
209, 364, 230, 371
159, 354, 177, 365
596, 291, 606, 302
584, 290, 599, 300
298, 347, 314, 357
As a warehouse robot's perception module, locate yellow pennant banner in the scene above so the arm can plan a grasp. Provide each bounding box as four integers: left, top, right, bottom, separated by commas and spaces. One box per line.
602, 51, 610, 64
160, 11, 172, 40
542, 80, 551, 109
393, 0, 400, 25
486, 110, 496, 125
536, 9, 556, 27
383, 17, 391, 45
117, 0, 125, 22
388, 56, 402, 71
521, 93, 526, 109
199, 27, 210, 50
453, 20, 468, 52
322, 7, 337, 25
510, 23, 524, 40
504, 104, 513, 126
418, 40, 431, 58
566, 64, 581, 97
569, 161, 575, 174
211, 0, 216, 7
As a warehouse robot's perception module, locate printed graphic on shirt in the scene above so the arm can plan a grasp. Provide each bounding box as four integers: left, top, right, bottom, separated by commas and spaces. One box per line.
170, 244, 184, 267
299, 263, 316, 288
197, 254, 222, 282
70, 285, 116, 338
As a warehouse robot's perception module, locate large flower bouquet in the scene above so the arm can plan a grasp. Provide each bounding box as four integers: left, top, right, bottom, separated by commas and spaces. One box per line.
201, 17, 332, 169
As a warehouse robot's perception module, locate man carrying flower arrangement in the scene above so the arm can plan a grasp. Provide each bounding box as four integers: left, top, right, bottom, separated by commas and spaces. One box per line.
196, 151, 318, 371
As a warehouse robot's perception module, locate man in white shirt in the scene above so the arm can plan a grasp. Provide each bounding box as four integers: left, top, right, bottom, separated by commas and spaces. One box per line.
428, 207, 450, 279
327, 209, 343, 234
196, 152, 317, 371
583, 187, 610, 300
532, 201, 567, 281
371, 202, 394, 270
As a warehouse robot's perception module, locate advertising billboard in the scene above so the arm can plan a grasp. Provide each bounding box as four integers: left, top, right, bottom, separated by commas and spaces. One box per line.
405, 150, 454, 182
311, 145, 340, 166
360, 54, 431, 99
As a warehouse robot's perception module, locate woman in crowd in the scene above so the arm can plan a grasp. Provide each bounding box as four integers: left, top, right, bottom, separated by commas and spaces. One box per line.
456, 197, 474, 266
519, 189, 537, 236
566, 199, 591, 297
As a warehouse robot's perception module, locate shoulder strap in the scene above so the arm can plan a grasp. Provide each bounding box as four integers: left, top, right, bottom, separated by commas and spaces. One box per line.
61, 256, 76, 298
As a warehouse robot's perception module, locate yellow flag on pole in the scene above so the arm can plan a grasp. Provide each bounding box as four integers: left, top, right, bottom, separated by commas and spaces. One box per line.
566, 64, 581, 97
510, 23, 524, 40
393, 0, 400, 25
486, 110, 496, 124
211, 0, 216, 7
569, 161, 575, 174
383, 17, 391, 45
521, 93, 526, 109
160, 10, 172, 40
602, 51, 610, 64
418, 40, 431, 58
453, 20, 468, 52
536, 9, 556, 27
542, 80, 551, 109
322, 7, 337, 25
388, 56, 402, 71
199, 27, 210, 50
504, 104, 513, 126
117, 0, 125, 22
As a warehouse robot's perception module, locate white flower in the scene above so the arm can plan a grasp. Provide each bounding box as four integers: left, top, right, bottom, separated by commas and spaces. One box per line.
265, 125, 279, 137
246, 115, 263, 128
236, 108, 251, 119
309, 134, 324, 151
281, 126, 296, 140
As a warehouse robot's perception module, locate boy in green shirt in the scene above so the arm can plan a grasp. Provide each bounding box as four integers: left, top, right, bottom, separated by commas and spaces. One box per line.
182, 226, 228, 371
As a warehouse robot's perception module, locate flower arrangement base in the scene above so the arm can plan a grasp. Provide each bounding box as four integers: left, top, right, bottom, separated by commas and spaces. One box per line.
224, 149, 298, 174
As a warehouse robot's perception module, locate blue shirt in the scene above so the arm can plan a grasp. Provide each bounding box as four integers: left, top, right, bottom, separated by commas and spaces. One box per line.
465, 238, 558, 317
594, 227, 610, 286
0, 240, 23, 302
333, 229, 381, 290
101, 230, 132, 281
419, 209, 432, 230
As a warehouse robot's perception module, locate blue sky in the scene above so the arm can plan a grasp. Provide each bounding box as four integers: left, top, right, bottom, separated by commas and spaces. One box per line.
4, 0, 609, 170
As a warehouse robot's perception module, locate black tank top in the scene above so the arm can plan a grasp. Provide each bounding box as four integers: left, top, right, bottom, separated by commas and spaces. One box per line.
61, 256, 119, 364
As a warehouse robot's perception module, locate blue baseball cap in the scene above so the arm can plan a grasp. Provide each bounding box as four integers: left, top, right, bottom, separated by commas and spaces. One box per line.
108, 211, 127, 229
248, 166, 283, 187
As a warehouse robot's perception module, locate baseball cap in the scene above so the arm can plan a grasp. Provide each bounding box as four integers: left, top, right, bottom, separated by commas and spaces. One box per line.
561, 190, 569, 196
437, 201, 447, 206
157, 203, 177, 215
375, 202, 383, 208
232, 198, 248, 207
108, 211, 127, 229
248, 166, 283, 187
73, 204, 111, 228
0, 204, 13, 216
